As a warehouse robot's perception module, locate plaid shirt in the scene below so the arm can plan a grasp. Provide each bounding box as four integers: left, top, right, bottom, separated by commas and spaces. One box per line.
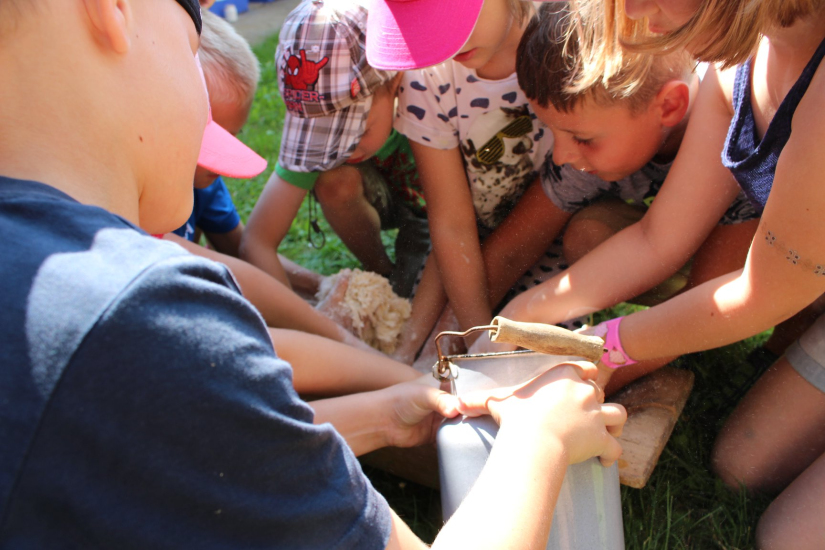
276, 0, 394, 173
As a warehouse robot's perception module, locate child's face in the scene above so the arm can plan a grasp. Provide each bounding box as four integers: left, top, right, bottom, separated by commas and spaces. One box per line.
530, 98, 666, 182
346, 75, 401, 164
624, 0, 702, 34
452, 0, 516, 70
134, 0, 208, 233
193, 97, 253, 189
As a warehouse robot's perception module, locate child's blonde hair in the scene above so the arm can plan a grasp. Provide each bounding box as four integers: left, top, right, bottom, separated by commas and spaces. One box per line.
507, 0, 534, 26
571, 0, 825, 94
200, 11, 260, 107
516, 2, 693, 113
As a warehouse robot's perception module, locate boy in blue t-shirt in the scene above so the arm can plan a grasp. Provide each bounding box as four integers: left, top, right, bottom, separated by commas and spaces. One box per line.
173, 176, 241, 247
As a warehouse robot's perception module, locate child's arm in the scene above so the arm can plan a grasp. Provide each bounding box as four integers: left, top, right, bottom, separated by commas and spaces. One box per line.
614, 66, 825, 363
203, 223, 244, 257
163, 234, 374, 353
239, 170, 308, 288
269, 329, 420, 396
392, 253, 448, 364
481, 177, 573, 306
411, 141, 492, 333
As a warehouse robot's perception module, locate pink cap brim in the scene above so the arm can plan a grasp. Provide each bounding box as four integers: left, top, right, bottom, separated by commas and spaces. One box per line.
366, 0, 484, 70
198, 121, 268, 179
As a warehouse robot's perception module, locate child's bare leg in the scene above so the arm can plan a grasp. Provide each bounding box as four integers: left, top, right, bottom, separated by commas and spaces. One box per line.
562, 197, 646, 264
314, 165, 394, 276
755, 451, 825, 550
269, 328, 420, 396
711, 357, 825, 495
683, 219, 759, 290
763, 293, 825, 356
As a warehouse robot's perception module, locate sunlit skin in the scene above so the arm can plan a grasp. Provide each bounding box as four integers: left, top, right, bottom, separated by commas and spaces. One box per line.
193, 96, 252, 189
623, 0, 703, 33
134, 1, 207, 233
452, 0, 527, 80
529, 97, 680, 182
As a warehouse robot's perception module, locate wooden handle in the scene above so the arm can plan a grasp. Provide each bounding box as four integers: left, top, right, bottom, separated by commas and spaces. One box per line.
490, 316, 605, 363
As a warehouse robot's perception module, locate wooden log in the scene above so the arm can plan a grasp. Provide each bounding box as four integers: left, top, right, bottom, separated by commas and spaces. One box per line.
609, 366, 695, 489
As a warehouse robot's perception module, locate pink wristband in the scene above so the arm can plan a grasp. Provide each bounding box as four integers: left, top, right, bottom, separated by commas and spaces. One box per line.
599, 317, 637, 369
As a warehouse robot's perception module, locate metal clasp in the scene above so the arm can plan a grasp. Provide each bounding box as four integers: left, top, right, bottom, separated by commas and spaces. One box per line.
432, 324, 498, 393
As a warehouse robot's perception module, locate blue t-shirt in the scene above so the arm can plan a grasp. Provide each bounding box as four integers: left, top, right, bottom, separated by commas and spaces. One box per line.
0, 177, 391, 549
173, 177, 241, 241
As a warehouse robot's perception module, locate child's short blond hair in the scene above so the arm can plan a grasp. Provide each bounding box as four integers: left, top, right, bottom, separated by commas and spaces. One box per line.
507, 0, 534, 26
516, 2, 693, 113
570, 0, 825, 94
199, 12, 260, 107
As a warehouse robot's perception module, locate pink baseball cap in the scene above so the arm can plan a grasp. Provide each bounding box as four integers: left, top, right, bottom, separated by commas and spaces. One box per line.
365, 0, 484, 70
195, 54, 267, 179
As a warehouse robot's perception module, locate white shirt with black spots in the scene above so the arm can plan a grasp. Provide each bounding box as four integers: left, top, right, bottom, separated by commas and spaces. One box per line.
395, 61, 554, 231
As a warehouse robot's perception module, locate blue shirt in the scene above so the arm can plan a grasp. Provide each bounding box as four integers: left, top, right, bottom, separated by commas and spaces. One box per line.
173, 177, 241, 241
722, 36, 825, 212
0, 177, 391, 549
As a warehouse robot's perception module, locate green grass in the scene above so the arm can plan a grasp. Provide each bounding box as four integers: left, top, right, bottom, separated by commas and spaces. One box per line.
229, 32, 772, 548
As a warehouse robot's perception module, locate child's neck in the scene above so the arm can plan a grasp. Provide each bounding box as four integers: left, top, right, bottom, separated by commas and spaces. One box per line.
0, 47, 140, 225
475, 14, 530, 80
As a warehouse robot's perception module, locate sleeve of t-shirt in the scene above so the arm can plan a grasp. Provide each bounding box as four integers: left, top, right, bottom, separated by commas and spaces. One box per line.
29, 256, 392, 550
540, 154, 613, 213
274, 162, 321, 191
193, 177, 242, 234
395, 66, 461, 150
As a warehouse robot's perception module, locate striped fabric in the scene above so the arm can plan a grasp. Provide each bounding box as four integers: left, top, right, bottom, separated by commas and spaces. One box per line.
276, 0, 394, 173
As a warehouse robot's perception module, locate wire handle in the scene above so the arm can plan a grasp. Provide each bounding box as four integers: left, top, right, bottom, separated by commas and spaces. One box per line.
431, 317, 607, 385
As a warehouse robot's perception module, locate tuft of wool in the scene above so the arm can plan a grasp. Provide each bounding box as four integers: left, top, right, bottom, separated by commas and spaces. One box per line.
316, 269, 411, 354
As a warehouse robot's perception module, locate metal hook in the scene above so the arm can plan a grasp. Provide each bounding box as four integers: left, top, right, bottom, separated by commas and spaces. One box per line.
432, 324, 498, 382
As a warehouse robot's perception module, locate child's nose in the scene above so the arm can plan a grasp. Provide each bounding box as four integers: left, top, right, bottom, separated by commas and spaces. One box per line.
551, 138, 579, 167
624, 0, 657, 20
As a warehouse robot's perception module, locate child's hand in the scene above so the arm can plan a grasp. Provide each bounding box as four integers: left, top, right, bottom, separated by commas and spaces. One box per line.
381, 377, 461, 449
458, 362, 626, 467
575, 325, 615, 390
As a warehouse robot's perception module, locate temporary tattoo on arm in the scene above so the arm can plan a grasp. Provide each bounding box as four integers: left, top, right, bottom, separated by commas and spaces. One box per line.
764, 230, 825, 276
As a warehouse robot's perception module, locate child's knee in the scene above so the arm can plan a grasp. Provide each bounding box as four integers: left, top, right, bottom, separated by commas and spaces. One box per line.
315, 166, 364, 206
562, 217, 616, 263
710, 433, 747, 490
711, 425, 773, 493
755, 506, 790, 550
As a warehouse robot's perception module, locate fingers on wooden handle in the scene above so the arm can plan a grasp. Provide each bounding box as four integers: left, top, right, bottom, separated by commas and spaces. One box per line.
489, 316, 604, 363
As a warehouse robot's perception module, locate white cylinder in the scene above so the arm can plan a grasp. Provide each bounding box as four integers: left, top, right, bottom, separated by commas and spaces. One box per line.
436, 351, 625, 550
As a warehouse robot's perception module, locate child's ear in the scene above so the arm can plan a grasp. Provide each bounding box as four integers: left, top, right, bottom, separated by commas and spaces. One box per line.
654, 80, 691, 128
82, 0, 132, 54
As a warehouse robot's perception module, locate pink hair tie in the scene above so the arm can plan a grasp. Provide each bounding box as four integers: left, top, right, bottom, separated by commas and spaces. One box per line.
594, 317, 637, 369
